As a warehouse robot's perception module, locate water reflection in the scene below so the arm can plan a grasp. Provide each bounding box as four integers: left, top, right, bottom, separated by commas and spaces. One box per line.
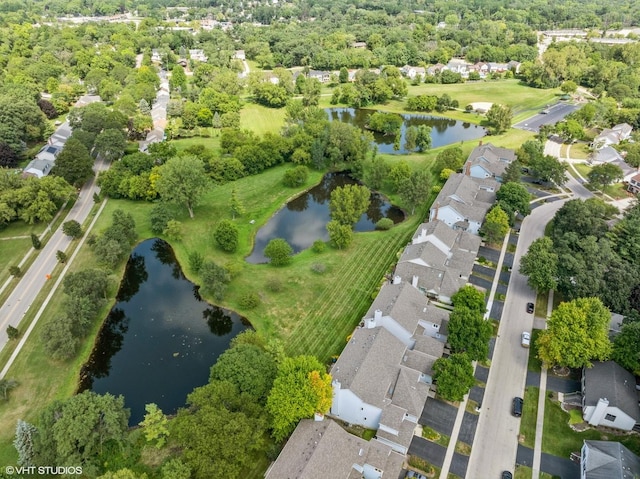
326, 108, 486, 154
246, 172, 404, 263
79, 238, 249, 425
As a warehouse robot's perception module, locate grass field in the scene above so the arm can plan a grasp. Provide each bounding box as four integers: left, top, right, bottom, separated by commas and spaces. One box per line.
240, 103, 287, 134
519, 386, 539, 449
542, 397, 640, 457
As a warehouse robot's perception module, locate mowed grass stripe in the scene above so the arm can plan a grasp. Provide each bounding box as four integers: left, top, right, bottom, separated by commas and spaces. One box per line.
287, 224, 414, 361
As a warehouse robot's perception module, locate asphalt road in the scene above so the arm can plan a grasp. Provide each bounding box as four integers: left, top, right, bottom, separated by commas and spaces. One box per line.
514, 102, 580, 133
0, 156, 108, 350
466, 198, 567, 477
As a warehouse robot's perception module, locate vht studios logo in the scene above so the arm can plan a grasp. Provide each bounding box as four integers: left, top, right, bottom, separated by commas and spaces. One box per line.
5, 466, 83, 475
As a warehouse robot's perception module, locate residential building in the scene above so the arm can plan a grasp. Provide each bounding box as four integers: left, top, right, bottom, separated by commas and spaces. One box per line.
350, 41, 367, 49
593, 123, 633, 150
264, 418, 404, 479
308, 70, 331, 83
464, 142, 516, 183
401, 65, 426, 81
34, 144, 62, 163
582, 361, 640, 431
23, 158, 55, 178
444, 58, 471, 76
395, 220, 481, 303
151, 49, 162, 63
580, 440, 640, 479
628, 173, 640, 195
188, 49, 208, 62
429, 173, 500, 234
233, 50, 246, 60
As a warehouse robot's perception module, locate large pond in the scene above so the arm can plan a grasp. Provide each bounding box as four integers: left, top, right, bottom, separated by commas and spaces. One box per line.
246, 172, 404, 263
326, 107, 486, 154
79, 239, 249, 425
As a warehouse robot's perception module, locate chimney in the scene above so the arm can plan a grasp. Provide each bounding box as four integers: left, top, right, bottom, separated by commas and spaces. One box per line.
465, 162, 471, 176
479, 139, 483, 146
393, 275, 401, 285
374, 309, 382, 321
433, 202, 439, 221
412, 276, 419, 288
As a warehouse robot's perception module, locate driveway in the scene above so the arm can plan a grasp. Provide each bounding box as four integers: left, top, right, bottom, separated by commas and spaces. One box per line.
450, 453, 469, 478
547, 375, 581, 393
408, 436, 446, 467
458, 412, 479, 445
419, 399, 457, 436
516, 445, 580, 479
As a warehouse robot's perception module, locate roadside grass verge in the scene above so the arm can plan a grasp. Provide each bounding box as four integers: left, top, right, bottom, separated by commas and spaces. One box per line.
565, 142, 591, 159
519, 386, 539, 449
527, 329, 543, 373
542, 397, 640, 457
515, 465, 554, 479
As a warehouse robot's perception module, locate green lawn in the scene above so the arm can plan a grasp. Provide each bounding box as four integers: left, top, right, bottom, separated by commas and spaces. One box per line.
527, 329, 543, 373
240, 103, 287, 135
0, 238, 31, 293
519, 386, 540, 448
566, 142, 591, 160
542, 397, 640, 458
572, 162, 591, 180
514, 465, 554, 479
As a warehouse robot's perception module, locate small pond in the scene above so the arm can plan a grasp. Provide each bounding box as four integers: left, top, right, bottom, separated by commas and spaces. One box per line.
79, 238, 250, 425
326, 107, 486, 154
246, 172, 404, 264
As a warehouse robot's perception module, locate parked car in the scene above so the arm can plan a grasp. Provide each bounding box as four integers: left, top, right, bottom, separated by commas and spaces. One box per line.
526, 302, 534, 314
512, 397, 523, 417
502, 472, 513, 479
406, 471, 427, 479
521, 331, 531, 348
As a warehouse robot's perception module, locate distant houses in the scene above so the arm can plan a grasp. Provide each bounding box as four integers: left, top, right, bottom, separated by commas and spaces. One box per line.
592, 123, 633, 150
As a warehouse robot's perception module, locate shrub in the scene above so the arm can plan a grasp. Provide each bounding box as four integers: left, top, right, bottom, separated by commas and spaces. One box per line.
375, 218, 394, 230
188, 251, 204, 273
31, 234, 41, 250
214, 220, 239, 253
431, 185, 442, 194
239, 292, 260, 309
264, 238, 293, 266
282, 166, 309, 187
62, 220, 83, 239
311, 263, 326, 274
6, 325, 19, 340
150, 204, 175, 234
266, 277, 283, 293
312, 240, 326, 253
9, 266, 21, 277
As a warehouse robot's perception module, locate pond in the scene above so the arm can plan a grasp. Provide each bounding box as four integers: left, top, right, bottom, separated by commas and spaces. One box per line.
246, 172, 404, 264
79, 239, 250, 425
326, 107, 486, 154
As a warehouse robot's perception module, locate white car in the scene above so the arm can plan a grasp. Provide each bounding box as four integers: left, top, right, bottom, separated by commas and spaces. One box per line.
521, 331, 531, 348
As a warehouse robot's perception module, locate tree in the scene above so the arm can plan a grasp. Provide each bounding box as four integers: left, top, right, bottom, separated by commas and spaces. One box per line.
339, 67, 349, 83
529, 154, 567, 185
364, 156, 389, 190
214, 220, 239, 253
34, 391, 129, 471
0, 142, 19, 168
502, 159, 522, 183
481, 206, 510, 244
556, 119, 583, 142
451, 285, 486, 313
199, 261, 230, 301
9, 266, 21, 278
404, 125, 418, 151
173, 380, 267, 479
266, 355, 332, 441
560, 80, 577, 94
52, 138, 94, 187
7, 325, 19, 340
139, 403, 169, 448
415, 125, 432, 152
161, 459, 190, 479
210, 343, 278, 403
587, 163, 623, 191
368, 112, 403, 136
40, 317, 78, 360
433, 353, 475, 402
14, 420, 37, 467
56, 250, 67, 263
230, 188, 245, 219
519, 237, 558, 294
163, 220, 182, 241
329, 184, 370, 226
327, 220, 354, 249
612, 322, 640, 375
170, 65, 187, 92
398, 169, 430, 215
264, 238, 294, 266
64, 269, 109, 302
93, 129, 127, 161
447, 307, 492, 360
434, 147, 464, 174
485, 104, 513, 134
516, 140, 544, 166
496, 182, 531, 224
536, 297, 612, 368
0, 378, 18, 401
282, 166, 309, 187
389, 161, 411, 192
155, 156, 209, 218
62, 220, 83, 239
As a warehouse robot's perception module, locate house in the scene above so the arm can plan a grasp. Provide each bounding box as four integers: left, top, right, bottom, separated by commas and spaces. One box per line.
507, 60, 522, 73
628, 173, 640, 194
429, 173, 500, 234
330, 281, 447, 452
582, 361, 640, 431
151, 49, 162, 63
350, 41, 367, 49
426, 63, 445, 76
400, 65, 426, 81
464, 142, 516, 182
580, 440, 640, 479
444, 58, 471, 76
233, 50, 246, 60
593, 123, 633, 150
34, 144, 62, 163
188, 49, 208, 62
469, 62, 489, 78
264, 418, 404, 479
395, 220, 481, 303
308, 70, 331, 83
486, 62, 511, 74
22, 158, 55, 178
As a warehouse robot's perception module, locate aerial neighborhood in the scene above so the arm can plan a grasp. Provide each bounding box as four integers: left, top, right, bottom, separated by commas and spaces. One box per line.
3, 1, 640, 479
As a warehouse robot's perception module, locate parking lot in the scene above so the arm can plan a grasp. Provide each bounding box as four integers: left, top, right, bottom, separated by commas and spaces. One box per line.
513, 102, 580, 133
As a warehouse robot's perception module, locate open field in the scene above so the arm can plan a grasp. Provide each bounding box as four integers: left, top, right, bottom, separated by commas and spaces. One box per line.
240, 102, 287, 134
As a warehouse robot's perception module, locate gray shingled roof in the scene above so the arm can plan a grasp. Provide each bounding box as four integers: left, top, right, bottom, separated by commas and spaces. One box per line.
399, 242, 449, 267
431, 173, 497, 224
583, 440, 640, 479
365, 282, 430, 336
395, 261, 465, 300
584, 361, 640, 421
412, 220, 458, 248
465, 143, 516, 177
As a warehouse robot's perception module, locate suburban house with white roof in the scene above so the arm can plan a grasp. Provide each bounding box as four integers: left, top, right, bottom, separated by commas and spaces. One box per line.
429, 173, 500, 234
582, 361, 640, 431
330, 281, 448, 453
464, 142, 516, 183
264, 418, 404, 479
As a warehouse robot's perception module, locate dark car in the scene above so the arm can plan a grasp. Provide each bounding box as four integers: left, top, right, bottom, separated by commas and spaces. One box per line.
512, 397, 523, 417
526, 302, 534, 314
502, 472, 513, 479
